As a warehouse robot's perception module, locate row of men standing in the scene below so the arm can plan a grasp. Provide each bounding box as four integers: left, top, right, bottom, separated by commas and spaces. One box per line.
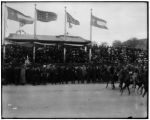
2, 64, 118, 85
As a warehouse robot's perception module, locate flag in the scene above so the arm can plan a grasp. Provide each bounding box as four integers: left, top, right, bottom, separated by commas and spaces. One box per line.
69, 23, 73, 28
91, 15, 108, 29
7, 6, 34, 25
36, 9, 57, 22
66, 12, 80, 28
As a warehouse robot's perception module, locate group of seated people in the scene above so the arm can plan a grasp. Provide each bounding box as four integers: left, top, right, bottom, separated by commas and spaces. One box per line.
2, 44, 148, 65
91, 45, 147, 65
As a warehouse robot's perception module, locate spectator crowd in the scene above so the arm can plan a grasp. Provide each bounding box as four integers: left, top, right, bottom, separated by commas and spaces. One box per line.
1, 44, 148, 85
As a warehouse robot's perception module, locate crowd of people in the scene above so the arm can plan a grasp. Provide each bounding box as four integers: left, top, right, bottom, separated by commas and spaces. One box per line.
91, 45, 147, 65
2, 44, 148, 65
1, 44, 148, 86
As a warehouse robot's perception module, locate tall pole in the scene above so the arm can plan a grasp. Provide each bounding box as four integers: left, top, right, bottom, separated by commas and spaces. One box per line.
33, 4, 37, 63
33, 43, 36, 63
34, 4, 37, 39
63, 47, 66, 63
89, 48, 92, 62
64, 6, 67, 41
64, 6, 67, 63
89, 8, 92, 62
90, 8, 92, 42
3, 3, 6, 65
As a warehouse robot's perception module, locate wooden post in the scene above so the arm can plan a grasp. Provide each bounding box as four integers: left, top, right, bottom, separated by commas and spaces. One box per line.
63, 47, 66, 63
33, 43, 35, 63
84, 46, 87, 52
89, 48, 92, 62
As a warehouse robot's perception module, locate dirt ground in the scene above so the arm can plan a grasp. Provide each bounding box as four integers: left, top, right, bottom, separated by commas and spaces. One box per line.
2, 84, 148, 118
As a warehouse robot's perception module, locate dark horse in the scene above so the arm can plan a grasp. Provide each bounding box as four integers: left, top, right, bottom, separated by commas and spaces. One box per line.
134, 68, 148, 97
118, 67, 132, 95
141, 69, 148, 97
106, 66, 118, 89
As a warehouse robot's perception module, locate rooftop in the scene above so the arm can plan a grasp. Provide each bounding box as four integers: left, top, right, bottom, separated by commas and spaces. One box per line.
5, 34, 91, 45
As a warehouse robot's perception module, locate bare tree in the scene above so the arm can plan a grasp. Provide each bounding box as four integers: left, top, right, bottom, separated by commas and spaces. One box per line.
112, 40, 122, 47
101, 42, 108, 47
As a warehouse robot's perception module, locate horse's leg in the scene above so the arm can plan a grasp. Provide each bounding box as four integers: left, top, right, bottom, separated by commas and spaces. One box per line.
121, 87, 124, 95
137, 85, 141, 94
120, 81, 124, 91
112, 83, 115, 89
134, 80, 137, 93
142, 89, 147, 97
137, 83, 140, 91
132, 84, 135, 94
112, 81, 115, 89
127, 85, 130, 95
106, 81, 109, 88
137, 83, 143, 95
121, 83, 126, 95
140, 85, 144, 95
119, 82, 123, 92
143, 83, 148, 97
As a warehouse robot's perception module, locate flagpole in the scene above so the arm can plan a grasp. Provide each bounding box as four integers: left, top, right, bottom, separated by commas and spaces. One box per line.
34, 4, 37, 39
64, 6, 67, 40
89, 8, 92, 62
90, 8, 92, 42
3, 3, 6, 65
64, 6, 67, 63
33, 4, 37, 64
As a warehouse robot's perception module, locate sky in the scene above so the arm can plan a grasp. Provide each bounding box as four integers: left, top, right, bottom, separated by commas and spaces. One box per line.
2, 2, 147, 45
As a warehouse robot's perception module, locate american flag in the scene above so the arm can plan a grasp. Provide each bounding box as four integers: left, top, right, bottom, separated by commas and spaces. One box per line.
66, 12, 80, 28
36, 9, 57, 22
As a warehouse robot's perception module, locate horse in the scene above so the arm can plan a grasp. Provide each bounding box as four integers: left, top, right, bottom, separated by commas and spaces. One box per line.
106, 65, 118, 89
118, 67, 132, 95
130, 69, 139, 93
134, 68, 148, 97
141, 69, 148, 97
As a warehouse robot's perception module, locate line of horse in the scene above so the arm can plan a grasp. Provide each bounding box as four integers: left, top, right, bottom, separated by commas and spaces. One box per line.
106, 65, 148, 97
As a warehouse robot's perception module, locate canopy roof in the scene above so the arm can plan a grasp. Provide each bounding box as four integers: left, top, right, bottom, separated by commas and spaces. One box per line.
5, 34, 91, 46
